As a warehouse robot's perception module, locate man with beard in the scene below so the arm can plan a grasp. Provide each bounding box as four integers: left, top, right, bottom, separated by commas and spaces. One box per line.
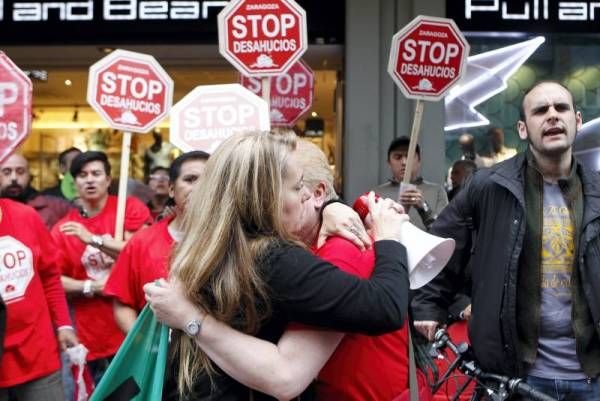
105, 151, 209, 333
51, 151, 151, 384
0, 153, 72, 228
412, 81, 600, 400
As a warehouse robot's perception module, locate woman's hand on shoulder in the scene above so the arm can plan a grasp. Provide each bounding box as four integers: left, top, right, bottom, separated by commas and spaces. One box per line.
318, 202, 371, 250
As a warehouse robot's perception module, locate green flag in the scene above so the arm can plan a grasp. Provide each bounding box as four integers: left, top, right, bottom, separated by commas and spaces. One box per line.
90, 305, 169, 401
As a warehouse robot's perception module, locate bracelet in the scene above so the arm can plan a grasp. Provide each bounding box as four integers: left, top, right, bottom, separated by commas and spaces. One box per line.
83, 280, 93, 297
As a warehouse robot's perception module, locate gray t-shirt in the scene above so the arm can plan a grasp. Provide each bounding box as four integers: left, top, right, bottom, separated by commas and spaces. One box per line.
528, 182, 585, 379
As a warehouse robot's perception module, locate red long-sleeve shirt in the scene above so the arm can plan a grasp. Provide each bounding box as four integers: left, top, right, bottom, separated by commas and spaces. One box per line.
0, 199, 72, 387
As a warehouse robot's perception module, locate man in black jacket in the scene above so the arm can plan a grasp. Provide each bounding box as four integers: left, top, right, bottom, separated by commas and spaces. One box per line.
412, 81, 600, 400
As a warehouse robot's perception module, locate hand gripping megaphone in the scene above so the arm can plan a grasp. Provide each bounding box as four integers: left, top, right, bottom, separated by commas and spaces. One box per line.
353, 193, 455, 289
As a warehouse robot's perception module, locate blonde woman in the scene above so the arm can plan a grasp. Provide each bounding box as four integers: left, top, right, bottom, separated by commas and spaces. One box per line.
145, 131, 410, 401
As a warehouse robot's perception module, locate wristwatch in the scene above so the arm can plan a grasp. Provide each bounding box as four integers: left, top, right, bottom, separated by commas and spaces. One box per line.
90, 235, 104, 248
417, 201, 430, 214
184, 319, 203, 337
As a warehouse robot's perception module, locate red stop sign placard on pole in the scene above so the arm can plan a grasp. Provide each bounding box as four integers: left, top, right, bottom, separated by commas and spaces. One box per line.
218, 0, 308, 77
170, 84, 270, 154
388, 15, 469, 101
87, 49, 173, 133
0, 52, 32, 164
240, 59, 313, 126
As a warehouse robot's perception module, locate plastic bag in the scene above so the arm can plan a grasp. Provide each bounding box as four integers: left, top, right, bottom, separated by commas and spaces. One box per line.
89, 305, 169, 401
66, 344, 95, 401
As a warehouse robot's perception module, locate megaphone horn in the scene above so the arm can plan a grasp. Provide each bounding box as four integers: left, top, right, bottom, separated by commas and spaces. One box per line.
351, 192, 454, 289
399, 221, 455, 289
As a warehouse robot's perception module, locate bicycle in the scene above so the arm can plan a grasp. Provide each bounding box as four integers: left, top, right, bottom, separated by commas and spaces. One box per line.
428, 329, 558, 401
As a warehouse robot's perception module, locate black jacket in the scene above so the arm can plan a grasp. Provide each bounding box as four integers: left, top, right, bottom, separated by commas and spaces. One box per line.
412, 152, 600, 376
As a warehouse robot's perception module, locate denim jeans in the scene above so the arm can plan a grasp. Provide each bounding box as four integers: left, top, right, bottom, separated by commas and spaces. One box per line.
524, 375, 600, 401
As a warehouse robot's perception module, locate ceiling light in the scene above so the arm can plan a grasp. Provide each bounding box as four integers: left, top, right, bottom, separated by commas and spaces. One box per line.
99, 47, 115, 54
64, 79, 72, 86
311, 111, 318, 118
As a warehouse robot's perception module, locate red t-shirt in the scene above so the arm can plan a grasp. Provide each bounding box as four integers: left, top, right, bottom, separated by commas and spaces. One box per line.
0, 199, 72, 387
51, 195, 150, 361
104, 216, 174, 311
314, 236, 412, 401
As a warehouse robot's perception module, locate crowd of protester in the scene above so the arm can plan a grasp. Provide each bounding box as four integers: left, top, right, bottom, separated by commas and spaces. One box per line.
1, 80, 599, 401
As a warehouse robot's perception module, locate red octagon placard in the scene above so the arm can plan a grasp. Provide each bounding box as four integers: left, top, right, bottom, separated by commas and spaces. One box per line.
87, 49, 173, 133
218, 0, 308, 77
388, 16, 469, 101
170, 84, 270, 154
240, 59, 313, 126
0, 52, 32, 164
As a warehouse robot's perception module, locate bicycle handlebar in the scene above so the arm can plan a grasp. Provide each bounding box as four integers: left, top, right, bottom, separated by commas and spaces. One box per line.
431, 329, 559, 401
510, 380, 559, 401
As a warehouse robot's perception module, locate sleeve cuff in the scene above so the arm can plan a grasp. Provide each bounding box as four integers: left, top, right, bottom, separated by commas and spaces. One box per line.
57, 325, 74, 331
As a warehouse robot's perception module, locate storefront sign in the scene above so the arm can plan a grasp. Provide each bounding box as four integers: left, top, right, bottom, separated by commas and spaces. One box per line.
449, 0, 600, 33
0, 0, 343, 45
0, 0, 227, 21
388, 15, 469, 101
218, 0, 307, 76
87, 49, 173, 133
240, 59, 313, 125
0, 52, 32, 164
170, 83, 270, 153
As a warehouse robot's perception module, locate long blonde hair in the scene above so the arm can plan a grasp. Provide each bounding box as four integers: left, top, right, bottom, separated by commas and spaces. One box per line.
170, 131, 298, 396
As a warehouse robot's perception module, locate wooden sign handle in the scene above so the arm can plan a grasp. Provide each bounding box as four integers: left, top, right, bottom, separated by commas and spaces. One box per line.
115, 131, 132, 241
261, 77, 271, 107
402, 100, 424, 184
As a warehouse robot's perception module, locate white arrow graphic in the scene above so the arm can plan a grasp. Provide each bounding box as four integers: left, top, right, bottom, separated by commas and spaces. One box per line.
444, 36, 545, 132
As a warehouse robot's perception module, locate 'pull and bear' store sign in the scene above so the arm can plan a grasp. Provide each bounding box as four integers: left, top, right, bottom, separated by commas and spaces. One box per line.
449, 0, 600, 32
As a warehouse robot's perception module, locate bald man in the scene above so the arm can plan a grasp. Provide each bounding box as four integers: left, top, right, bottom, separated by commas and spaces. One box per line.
0, 153, 72, 228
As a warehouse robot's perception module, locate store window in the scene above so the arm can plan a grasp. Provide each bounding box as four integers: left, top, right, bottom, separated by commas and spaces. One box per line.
21, 62, 341, 191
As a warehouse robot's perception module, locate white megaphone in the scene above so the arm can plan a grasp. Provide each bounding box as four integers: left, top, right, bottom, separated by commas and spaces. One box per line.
353, 193, 455, 289
398, 221, 455, 289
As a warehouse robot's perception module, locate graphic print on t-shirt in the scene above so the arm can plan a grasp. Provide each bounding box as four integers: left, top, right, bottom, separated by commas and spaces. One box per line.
541, 203, 574, 297
529, 182, 584, 379
81, 244, 114, 281
0, 236, 34, 303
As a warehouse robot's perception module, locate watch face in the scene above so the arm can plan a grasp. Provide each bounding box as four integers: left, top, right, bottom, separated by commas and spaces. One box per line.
185, 320, 200, 336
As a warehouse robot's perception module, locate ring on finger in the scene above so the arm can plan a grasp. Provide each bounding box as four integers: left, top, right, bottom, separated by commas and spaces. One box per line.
349, 226, 360, 236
